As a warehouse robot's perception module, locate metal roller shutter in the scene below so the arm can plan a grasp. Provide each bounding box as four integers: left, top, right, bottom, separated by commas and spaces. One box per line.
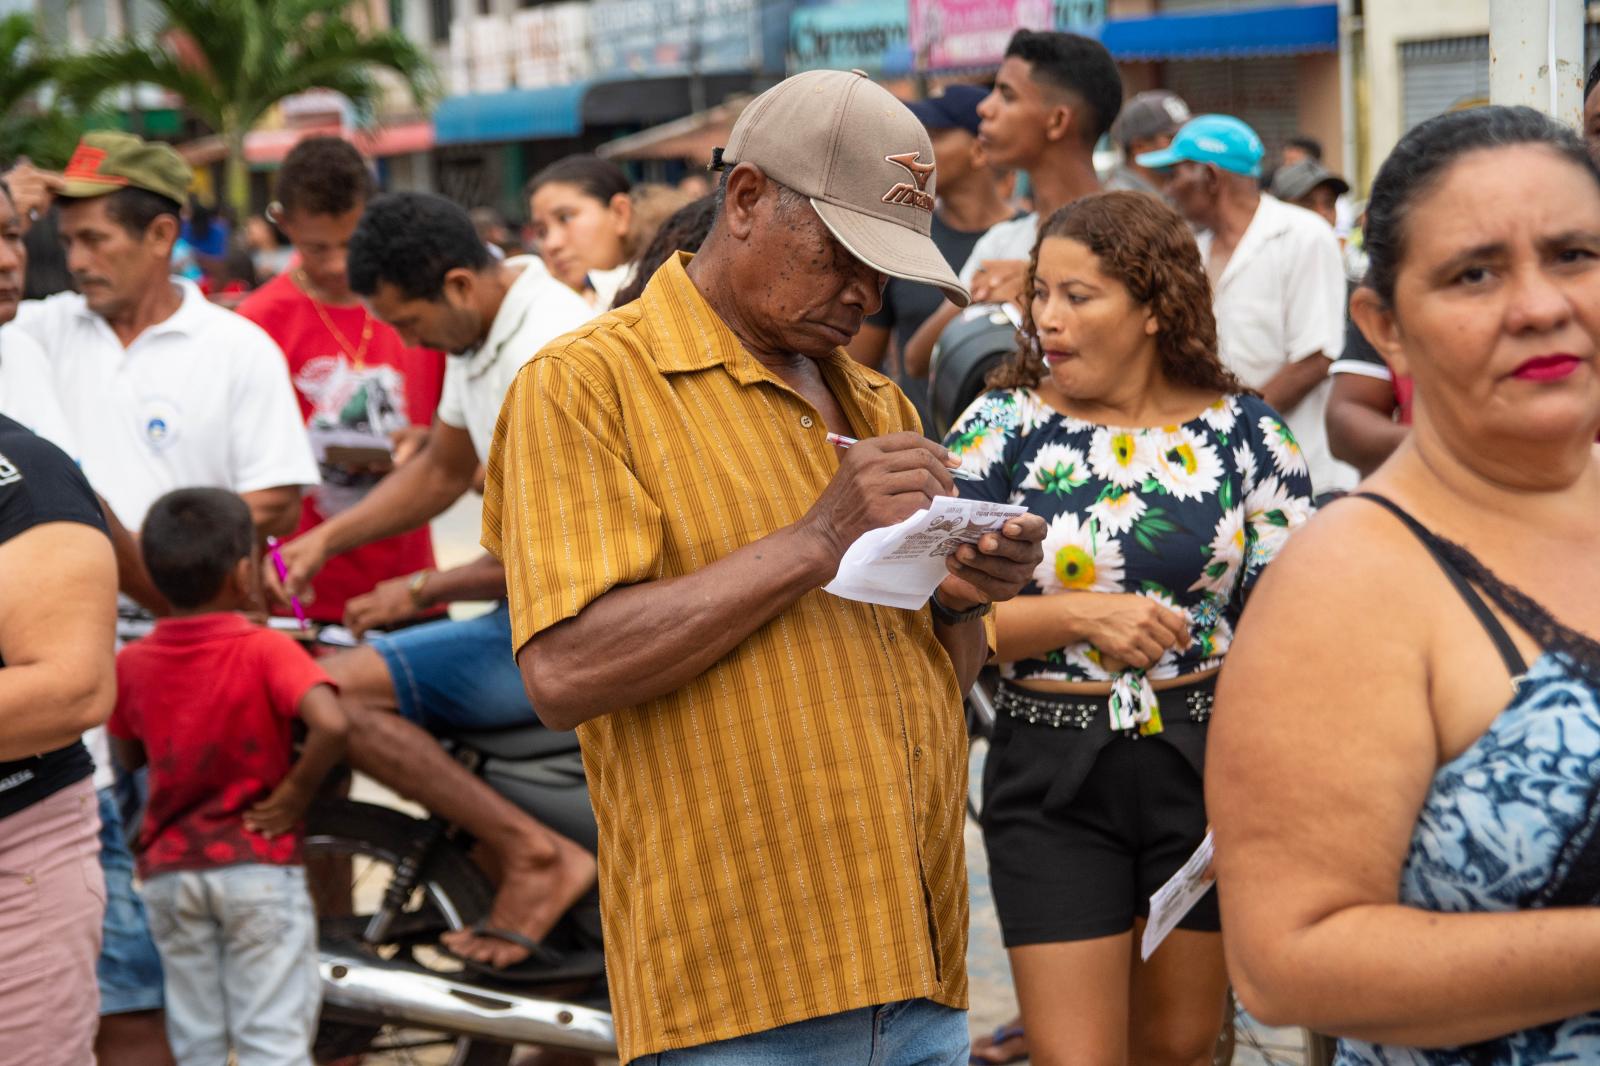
1164, 56, 1301, 159
1400, 36, 1489, 133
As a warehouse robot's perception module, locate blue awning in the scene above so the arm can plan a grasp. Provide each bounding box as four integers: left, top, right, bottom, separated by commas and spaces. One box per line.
1100, 3, 1338, 62
433, 82, 591, 146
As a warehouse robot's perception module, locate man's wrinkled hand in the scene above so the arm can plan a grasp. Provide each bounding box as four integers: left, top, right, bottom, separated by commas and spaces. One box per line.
244, 780, 312, 838
797, 432, 960, 567
345, 574, 424, 639
935, 513, 1047, 612
3, 161, 63, 228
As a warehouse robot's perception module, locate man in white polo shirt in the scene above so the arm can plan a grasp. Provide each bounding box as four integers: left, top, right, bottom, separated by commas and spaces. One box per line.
8, 132, 317, 1066
13, 132, 317, 536
1142, 115, 1356, 496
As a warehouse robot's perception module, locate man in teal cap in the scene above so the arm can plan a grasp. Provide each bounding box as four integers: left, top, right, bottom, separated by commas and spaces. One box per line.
1138, 114, 1354, 496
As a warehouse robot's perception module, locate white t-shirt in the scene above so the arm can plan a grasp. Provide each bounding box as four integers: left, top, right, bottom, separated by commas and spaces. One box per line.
437, 256, 596, 461
1198, 196, 1356, 495
0, 326, 116, 790
12, 280, 320, 528
958, 213, 1040, 288
0, 325, 79, 461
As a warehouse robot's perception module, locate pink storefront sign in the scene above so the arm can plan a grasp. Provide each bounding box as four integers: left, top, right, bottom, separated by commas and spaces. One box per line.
908, 0, 1055, 70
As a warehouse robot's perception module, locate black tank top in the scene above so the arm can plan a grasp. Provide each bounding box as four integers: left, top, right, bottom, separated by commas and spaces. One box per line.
0, 415, 106, 820
1355, 492, 1600, 686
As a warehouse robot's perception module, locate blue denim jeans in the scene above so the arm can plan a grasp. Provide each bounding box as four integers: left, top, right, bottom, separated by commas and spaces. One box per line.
142, 864, 319, 1066
96, 784, 165, 1014
629, 998, 969, 1066
369, 601, 535, 731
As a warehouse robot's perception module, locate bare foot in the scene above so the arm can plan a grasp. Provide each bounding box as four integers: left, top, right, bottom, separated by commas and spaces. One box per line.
440, 829, 597, 968
970, 1020, 1027, 1064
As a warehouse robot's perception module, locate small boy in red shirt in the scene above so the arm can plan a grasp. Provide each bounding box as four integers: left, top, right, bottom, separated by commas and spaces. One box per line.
109, 488, 347, 1065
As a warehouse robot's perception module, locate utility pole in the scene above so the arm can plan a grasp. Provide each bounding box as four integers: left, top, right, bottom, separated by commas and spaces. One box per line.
1489, 0, 1584, 126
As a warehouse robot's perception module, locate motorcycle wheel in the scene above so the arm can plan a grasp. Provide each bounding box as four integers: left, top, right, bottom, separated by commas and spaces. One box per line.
305, 798, 514, 1066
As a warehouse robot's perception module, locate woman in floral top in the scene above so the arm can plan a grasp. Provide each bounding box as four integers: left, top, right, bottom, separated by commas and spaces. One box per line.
946, 191, 1313, 1065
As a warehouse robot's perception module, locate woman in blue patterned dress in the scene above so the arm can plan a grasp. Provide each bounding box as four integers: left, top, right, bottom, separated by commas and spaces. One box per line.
946, 190, 1314, 1065
1210, 106, 1600, 1064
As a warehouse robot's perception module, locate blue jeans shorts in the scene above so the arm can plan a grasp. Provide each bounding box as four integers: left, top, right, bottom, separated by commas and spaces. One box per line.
95, 786, 165, 1015
630, 998, 968, 1066
369, 601, 536, 732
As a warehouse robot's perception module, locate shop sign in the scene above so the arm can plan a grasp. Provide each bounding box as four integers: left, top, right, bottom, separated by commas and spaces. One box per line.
908, 0, 1104, 69
789, 0, 912, 75
512, 3, 593, 88
446, 6, 594, 95
589, 0, 762, 78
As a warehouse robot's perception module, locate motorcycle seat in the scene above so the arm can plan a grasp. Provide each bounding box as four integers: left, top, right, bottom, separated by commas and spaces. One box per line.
441, 723, 581, 761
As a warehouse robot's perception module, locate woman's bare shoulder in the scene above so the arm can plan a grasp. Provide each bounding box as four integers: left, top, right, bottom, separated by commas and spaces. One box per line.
1235, 493, 1438, 659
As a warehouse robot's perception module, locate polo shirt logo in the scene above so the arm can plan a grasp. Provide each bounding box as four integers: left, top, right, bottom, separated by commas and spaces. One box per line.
63, 145, 129, 187
0, 450, 18, 486
140, 398, 182, 452
883, 152, 936, 211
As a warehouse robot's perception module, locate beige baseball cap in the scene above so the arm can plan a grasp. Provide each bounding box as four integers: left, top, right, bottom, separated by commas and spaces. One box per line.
715, 69, 970, 307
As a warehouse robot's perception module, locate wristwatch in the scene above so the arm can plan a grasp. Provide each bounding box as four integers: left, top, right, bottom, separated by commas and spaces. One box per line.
929, 591, 992, 626
407, 569, 434, 610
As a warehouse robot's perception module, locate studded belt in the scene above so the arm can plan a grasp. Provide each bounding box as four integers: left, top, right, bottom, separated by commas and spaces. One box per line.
996, 677, 1216, 731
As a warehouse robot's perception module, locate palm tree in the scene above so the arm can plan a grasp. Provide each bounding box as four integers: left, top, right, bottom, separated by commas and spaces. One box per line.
0, 12, 85, 167
62, 0, 436, 216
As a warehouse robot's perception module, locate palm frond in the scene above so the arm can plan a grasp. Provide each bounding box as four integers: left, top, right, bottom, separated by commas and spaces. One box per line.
56, 40, 223, 127
0, 13, 62, 116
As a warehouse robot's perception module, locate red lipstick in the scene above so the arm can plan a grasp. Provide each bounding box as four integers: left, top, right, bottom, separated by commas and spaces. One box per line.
1512, 354, 1582, 382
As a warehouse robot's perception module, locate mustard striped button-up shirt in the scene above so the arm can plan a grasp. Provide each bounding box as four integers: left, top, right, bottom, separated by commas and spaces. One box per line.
482, 254, 969, 1062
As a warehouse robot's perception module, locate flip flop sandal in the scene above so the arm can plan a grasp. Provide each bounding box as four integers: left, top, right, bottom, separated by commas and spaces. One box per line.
970, 1023, 1027, 1065
439, 922, 604, 986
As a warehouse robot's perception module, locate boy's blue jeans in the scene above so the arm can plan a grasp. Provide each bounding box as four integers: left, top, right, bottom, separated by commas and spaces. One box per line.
142, 864, 319, 1066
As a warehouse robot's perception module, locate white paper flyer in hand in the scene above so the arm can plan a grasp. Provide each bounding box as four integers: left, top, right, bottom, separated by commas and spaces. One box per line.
823, 495, 1028, 610
1141, 830, 1215, 961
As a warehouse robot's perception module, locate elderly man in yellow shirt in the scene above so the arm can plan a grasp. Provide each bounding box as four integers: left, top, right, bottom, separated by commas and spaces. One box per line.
483, 70, 1047, 1066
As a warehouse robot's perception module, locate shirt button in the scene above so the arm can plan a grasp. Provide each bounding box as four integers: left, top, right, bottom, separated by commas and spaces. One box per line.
800, 415, 814, 429
913, 746, 923, 760
887, 632, 897, 642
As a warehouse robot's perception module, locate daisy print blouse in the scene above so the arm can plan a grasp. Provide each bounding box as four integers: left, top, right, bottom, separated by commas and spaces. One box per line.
945, 388, 1315, 733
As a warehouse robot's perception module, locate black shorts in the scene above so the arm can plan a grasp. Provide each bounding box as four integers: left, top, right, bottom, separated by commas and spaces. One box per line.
980, 685, 1219, 946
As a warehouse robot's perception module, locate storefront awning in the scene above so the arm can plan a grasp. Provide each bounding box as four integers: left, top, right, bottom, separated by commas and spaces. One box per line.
1100, 3, 1338, 62
433, 81, 592, 146
597, 95, 752, 162
176, 120, 435, 168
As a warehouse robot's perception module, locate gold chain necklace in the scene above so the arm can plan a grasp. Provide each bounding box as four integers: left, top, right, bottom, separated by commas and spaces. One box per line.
296, 268, 373, 367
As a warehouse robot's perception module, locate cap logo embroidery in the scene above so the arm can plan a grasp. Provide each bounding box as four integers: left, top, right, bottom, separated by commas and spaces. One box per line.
63, 145, 129, 186
883, 152, 936, 211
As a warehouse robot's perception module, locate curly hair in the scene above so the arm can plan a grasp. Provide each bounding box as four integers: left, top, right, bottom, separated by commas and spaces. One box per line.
987, 191, 1245, 396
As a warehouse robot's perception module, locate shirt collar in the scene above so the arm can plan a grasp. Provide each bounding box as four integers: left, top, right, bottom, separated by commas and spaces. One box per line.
76, 277, 205, 341
1215, 195, 1294, 293
479, 256, 567, 362
640, 252, 894, 396
150, 611, 260, 643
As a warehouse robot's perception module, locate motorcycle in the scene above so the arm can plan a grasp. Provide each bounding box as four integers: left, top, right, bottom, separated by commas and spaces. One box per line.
307, 718, 612, 1065
116, 610, 616, 1065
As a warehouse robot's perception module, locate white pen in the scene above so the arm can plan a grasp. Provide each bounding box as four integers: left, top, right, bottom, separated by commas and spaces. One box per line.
825, 432, 981, 480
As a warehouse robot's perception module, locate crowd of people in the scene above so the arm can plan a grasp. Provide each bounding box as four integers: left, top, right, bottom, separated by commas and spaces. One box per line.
2, 25, 1599, 1066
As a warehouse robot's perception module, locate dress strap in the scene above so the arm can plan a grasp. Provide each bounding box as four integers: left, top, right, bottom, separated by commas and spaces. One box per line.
1351, 493, 1529, 680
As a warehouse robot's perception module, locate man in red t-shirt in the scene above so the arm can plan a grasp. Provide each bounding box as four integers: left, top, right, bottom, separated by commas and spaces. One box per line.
237, 136, 446, 624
